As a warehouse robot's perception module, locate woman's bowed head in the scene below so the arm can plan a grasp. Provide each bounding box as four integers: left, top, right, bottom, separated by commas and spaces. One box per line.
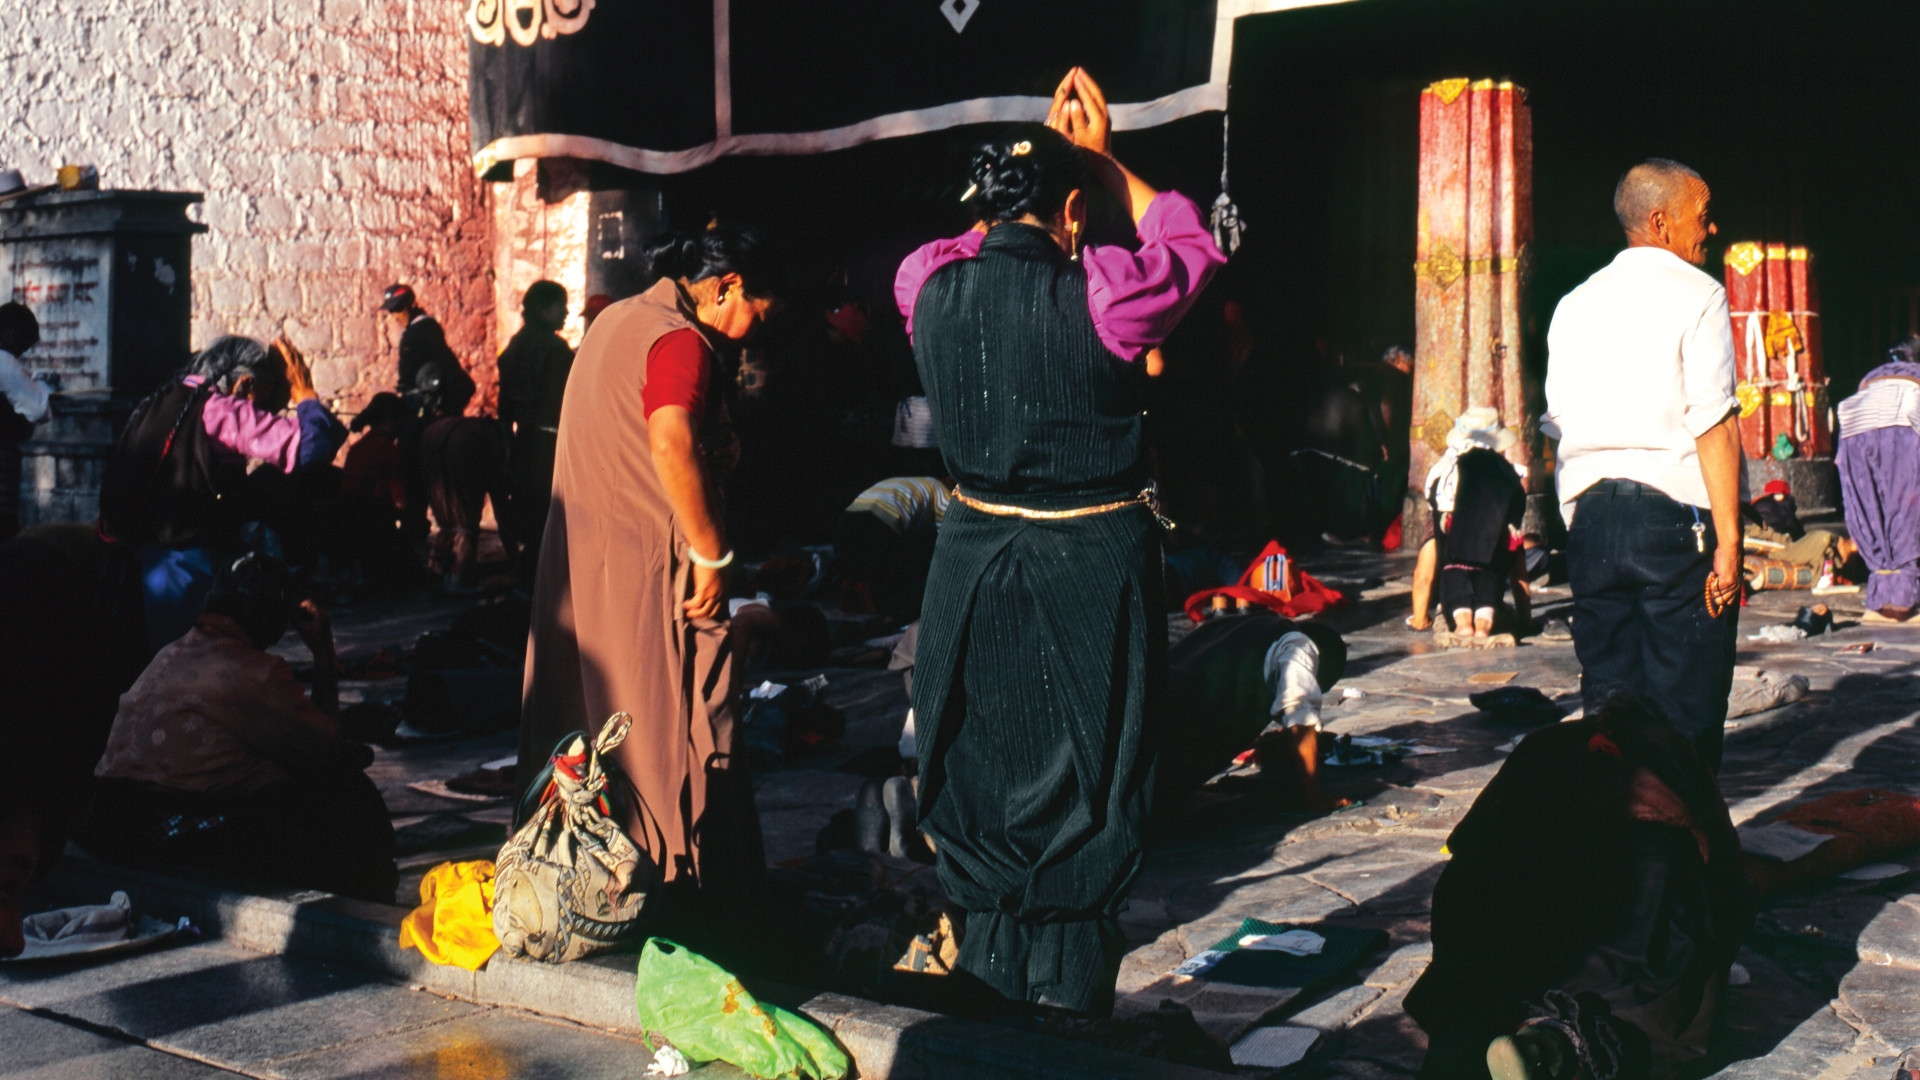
962, 69, 1159, 248
190, 334, 320, 413
962, 67, 1169, 372
640, 225, 785, 341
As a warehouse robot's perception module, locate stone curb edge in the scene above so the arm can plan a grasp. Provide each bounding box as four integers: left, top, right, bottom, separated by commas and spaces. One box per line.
35, 853, 1230, 1080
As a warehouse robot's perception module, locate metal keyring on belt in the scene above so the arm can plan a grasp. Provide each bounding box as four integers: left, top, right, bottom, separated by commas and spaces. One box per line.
953, 483, 1175, 531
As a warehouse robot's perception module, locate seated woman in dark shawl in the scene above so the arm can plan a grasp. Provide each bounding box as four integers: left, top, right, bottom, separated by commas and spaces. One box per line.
895, 68, 1224, 1015
1404, 696, 1754, 1080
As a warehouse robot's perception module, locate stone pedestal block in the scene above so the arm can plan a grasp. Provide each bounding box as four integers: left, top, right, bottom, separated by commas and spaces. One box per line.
0, 189, 205, 526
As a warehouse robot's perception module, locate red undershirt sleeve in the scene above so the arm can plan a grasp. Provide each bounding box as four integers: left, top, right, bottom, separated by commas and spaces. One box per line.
641, 328, 712, 422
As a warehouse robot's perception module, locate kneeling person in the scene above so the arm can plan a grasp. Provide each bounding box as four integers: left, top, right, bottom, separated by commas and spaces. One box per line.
1404, 696, 1753, 1080
835, 476, 949, 621
81, 555, 397, 903
1426, 416, 1528, 645
1162, 610, 1347, 813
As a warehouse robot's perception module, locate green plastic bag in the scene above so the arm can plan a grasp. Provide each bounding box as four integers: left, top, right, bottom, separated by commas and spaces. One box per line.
634, 938, 850, 1080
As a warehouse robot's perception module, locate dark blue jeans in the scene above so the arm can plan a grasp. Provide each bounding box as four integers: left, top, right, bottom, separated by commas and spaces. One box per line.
1567, 480, 1739, 768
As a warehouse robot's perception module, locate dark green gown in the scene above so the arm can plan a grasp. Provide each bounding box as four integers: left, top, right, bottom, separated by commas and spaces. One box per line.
908, 224, 1165, 1015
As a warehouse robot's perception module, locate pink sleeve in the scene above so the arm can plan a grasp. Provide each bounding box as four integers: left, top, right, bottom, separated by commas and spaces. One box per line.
201, 393, 303, 472
895, 230, 985, 341
1082, 192, 1228, 362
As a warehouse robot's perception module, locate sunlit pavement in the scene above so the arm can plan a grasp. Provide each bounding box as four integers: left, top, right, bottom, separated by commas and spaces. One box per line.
8, 548, 1916, 1078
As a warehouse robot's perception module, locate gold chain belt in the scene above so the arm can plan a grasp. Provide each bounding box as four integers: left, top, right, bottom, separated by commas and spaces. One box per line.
952, 485, 1174, 531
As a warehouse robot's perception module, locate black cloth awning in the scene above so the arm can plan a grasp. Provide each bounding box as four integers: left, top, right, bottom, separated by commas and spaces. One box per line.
467, 0, 1345, 174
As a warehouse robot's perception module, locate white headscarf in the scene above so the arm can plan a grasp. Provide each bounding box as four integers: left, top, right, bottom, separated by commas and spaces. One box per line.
1426, 407, 1521, 513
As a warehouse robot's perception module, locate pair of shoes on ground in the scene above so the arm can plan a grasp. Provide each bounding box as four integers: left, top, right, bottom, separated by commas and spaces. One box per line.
1863, 605, 1917, 624
854, 777, 931, 862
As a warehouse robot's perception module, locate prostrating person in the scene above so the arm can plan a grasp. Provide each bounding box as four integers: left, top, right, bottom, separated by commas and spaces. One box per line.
415, 364, 510, 592
0, 302, 53, 540
1836, 338, 1920, 622
80, 554, 397, 903
381, 283, 473, 406
382, 283, 474, 540
99, 336, 347, 653
1425, 410, 1529, 645
1738, 478, 1855, 593
312, 392, 415, 590
1405, 696, 1752, 1080
1159, 611, 1346, 814
896, 68, 1224, 1015
1540, 159, 1743, 769
496, 280, 575, 572
834, 476, 949, 621
520, 225, 784, 899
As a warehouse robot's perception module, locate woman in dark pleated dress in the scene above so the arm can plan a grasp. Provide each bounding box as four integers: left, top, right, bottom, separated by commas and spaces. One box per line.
893, 68, 1224, 1015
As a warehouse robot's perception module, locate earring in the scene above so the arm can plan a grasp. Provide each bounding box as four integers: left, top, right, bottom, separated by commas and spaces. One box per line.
1069, 221, 1082, 262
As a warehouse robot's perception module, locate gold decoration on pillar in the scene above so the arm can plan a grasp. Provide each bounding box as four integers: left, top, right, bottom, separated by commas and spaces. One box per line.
1725, 242, 1764, 277
1417, 241, 1464, 290
1736, 383, 1763, 418
1764, 312, 1805, 360
1423, 407, 1456, 456
1427, 79, 1471, 105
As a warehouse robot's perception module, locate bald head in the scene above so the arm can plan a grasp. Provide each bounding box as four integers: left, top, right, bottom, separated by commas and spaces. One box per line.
1615, 159, 1716, 265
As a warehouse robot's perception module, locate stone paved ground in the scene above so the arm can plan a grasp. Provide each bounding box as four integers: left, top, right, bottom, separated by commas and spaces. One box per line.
1114, 548, 1920, 1078
20, 547, 1916, 1078
0, 942, 747, 1079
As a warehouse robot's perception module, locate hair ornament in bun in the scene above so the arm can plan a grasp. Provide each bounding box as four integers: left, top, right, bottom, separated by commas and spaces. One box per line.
960, 182, 979, 202
1011, 141, 1033, 156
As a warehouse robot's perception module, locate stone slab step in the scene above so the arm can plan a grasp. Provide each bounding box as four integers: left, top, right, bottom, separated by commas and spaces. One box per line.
33, 853, 1230, 1080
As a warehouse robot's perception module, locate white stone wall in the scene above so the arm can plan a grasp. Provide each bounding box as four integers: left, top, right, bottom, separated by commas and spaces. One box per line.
0, 0, 493, 414
492, 160, 590, 355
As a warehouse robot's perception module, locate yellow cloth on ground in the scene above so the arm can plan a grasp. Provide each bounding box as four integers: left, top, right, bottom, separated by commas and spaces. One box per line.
398, 860, 500, 970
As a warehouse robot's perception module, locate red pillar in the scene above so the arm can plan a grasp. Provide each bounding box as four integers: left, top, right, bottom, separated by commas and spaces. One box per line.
1410, 78, 1533, 530
1725, 241, 1829, 461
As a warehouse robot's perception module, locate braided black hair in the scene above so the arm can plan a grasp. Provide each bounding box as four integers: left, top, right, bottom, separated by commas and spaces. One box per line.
188, 335, 275, 393
642, 224, 786, 300
963, 124, 1087, 225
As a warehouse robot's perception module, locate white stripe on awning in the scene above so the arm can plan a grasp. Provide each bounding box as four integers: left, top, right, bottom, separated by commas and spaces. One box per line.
473, 0, 1356, 176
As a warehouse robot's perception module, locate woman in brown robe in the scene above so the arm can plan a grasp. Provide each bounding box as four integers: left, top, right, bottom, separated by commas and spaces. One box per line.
520, 227, 783, 894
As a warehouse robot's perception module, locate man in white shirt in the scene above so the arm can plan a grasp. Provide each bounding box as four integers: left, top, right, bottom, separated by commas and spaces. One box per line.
0, 303, 52, 540
1541, 159, 1744, 768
